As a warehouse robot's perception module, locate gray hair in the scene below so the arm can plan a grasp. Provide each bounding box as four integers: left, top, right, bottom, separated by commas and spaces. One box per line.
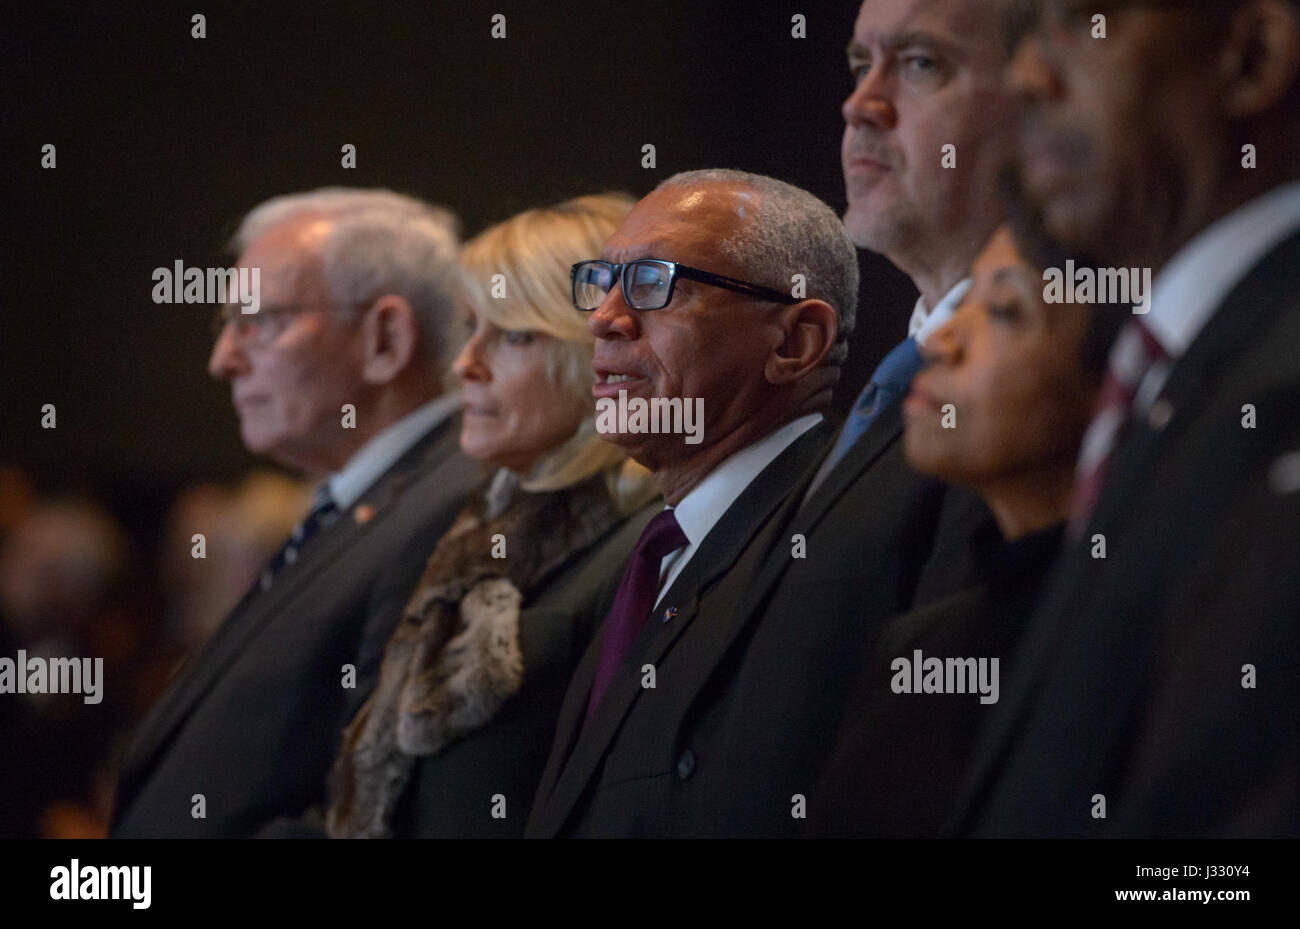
657, 169, 859, 366
230, 187, 461, 370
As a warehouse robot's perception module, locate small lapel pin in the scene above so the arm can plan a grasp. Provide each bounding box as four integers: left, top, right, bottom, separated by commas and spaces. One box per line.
353, 503, 375, 525
661, 606, 678, 624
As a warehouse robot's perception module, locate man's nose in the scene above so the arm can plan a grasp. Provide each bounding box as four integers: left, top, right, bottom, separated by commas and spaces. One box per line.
1007, 32, 1061, 104
842, 64, 898, 132
586, 285, 640, 341
208, 325, 250, 380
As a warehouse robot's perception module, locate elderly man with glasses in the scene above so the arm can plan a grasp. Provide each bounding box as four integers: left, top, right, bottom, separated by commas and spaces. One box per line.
524, 168, 859, 838
111, 187, 481, 837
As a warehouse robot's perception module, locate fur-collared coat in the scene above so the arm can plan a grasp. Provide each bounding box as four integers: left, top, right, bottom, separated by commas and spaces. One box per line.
327, 471, 647, 838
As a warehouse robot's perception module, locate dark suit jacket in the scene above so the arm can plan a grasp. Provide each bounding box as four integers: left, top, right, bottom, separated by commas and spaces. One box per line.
111, 414, 481, 837
525, 422, 835, 837
809, 523, 1062, 838
678, 402, 991, 838
956, 228, 1300, 838
528, 393, 991, 837
390, 503, 657, 838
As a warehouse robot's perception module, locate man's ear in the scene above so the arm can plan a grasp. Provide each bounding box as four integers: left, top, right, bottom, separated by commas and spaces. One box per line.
765, 298, 839, 385
1219, 0, 1300, 118
360, 295, 419, 384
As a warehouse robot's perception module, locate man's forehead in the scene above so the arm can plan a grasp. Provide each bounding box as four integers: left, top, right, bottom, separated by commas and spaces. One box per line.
239, 217, 328, 271
602, 184, 754, 262
851, 0, 996, 52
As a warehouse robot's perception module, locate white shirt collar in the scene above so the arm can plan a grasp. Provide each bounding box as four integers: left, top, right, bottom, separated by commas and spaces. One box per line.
1147, 180, 1300, 358
654, 412, 823, 605
908, 278, 972, 345
325, 391, 462, 510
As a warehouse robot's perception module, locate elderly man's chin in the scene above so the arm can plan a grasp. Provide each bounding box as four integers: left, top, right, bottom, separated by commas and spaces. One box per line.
593, 425, 667, 472
237, 418, 274, 455
594, 422, 646, 452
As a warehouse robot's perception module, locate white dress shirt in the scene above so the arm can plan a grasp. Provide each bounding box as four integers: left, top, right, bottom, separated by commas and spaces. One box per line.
908, 278, 972, 345
1134, 181, 1300, 411
325, 391, 462, 510
653, 413, 824, 607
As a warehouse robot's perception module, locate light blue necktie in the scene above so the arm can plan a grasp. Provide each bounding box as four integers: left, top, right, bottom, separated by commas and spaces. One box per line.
804, 336, 925, 501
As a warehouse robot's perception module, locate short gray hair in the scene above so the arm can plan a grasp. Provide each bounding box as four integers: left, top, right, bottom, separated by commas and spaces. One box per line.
230, 187, 461, 370
657, 169, 859, 366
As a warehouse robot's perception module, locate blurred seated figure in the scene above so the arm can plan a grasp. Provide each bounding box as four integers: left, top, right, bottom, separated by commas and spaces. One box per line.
0, 497, 135, 837
327, 193, 659, 838
160, 471, 310, 653
809, 224, 1121, 836
0, 466, 34, 542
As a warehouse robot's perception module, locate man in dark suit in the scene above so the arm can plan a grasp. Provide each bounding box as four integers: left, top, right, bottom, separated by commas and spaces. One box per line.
956, 0, 1300, 837
111, 188, 481, 837
525, 169, 859, 837
553, 0, 1033, 837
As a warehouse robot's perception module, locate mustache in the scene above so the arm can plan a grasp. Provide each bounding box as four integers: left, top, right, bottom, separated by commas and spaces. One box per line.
997, 160, 1108, 274
1018, 110, 1093, 161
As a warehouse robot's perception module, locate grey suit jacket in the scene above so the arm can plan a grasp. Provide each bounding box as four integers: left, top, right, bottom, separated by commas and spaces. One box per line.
110, 415, 481, 837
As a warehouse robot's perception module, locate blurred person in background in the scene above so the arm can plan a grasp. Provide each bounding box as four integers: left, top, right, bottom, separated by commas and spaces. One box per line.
0, 498, 137, 837
160, 471, 311, 653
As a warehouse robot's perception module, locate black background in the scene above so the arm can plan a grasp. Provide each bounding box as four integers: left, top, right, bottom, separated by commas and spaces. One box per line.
2, 0, 916, 538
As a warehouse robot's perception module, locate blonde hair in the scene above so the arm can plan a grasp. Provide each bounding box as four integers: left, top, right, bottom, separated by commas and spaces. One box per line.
458, 193, 658, 515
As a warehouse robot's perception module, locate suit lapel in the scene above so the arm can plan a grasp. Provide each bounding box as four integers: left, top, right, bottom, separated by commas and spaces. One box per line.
720, 400, 904, 662
1090, 228, 1300, 535
801, 400, 903, 531
119, 418, 463, 794
533, 423, 832, 836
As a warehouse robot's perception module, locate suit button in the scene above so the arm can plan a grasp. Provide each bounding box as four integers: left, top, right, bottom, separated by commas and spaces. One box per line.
1148, 398, 1174, 431
676, 749, 696, 780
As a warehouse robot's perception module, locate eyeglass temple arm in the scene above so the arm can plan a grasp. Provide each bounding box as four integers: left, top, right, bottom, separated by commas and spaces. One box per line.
674, 265, 799, 304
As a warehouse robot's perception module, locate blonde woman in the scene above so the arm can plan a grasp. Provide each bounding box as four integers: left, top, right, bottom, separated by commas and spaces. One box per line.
328, 194, 659, 838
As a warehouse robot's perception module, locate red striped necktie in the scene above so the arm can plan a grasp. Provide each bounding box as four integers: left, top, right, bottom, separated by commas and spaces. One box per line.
1069, 320, 1168, 536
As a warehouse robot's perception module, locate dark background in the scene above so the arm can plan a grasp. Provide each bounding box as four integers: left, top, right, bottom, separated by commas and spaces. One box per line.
2, 0, 916, 540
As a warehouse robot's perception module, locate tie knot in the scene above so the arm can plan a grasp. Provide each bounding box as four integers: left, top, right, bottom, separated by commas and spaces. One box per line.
308, 486, 339, 523
1110, 320, 1168, 386
637, 509, 688, 561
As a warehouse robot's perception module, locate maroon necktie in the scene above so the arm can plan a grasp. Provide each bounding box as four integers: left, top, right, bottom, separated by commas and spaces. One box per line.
1070, 320, 1168, 535
584, 509, 688, 722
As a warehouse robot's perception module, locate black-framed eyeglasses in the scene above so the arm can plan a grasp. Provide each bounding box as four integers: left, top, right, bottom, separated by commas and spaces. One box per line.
571, 259, 798, 312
